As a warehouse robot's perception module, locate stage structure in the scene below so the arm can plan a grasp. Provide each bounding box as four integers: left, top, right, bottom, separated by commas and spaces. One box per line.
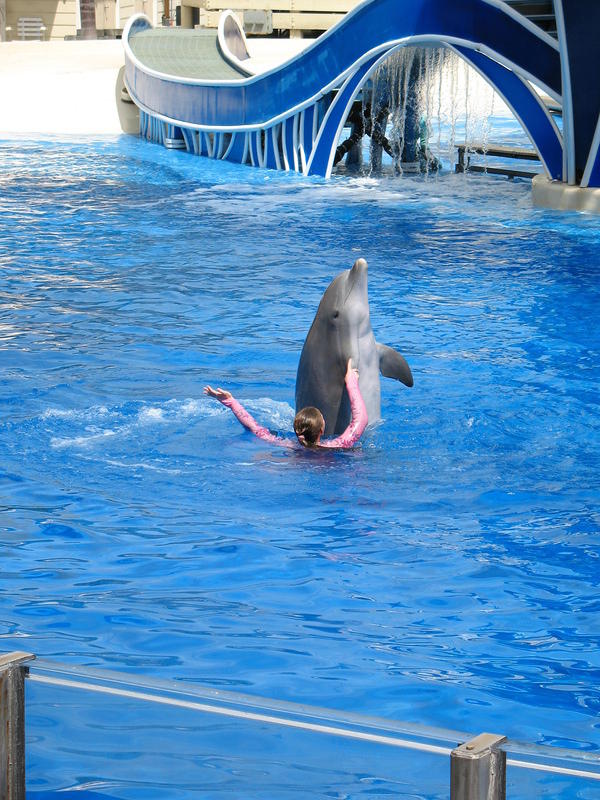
123, 0, 600, 211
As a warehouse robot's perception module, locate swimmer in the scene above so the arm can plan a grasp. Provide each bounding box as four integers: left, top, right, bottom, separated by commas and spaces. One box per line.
204, 358, 367, 449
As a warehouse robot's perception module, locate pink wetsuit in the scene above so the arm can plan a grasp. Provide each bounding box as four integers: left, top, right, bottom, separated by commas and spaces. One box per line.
220, 371, 368, 449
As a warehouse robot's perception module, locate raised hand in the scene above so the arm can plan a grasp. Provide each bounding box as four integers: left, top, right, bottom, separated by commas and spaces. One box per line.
346, 358, 359, 380
204, 385, 232, 402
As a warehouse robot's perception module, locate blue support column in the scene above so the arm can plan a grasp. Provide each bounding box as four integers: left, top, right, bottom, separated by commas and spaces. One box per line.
198, 132, 208, 157
249, 131, 260, 167
301, 105, 316, 169
224, 132, 247, 164
180, 127, 194, 153
555, 0, 600, 185
264, 125, 281, 170
283, 116, 298, 171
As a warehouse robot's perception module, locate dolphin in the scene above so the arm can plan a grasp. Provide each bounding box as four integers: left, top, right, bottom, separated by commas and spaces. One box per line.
295, 258, 413, 437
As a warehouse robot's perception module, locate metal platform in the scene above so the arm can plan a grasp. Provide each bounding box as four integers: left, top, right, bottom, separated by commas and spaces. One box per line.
455, 143, 541, 179
504, 0, 556, 37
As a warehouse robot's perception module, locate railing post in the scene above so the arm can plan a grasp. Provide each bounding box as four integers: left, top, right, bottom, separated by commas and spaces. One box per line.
451, 732, 507, 800
0, 652, 35, 800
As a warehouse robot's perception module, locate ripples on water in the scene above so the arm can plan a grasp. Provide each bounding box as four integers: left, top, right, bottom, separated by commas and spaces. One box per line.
1, 135, 599, 796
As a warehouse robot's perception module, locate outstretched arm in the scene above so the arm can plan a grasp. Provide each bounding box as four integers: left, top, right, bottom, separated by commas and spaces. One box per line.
320, 360, 368, 448
204, 386, 283, 445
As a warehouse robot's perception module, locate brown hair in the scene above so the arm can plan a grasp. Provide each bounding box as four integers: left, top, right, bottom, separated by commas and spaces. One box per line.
293, 406, 324, 447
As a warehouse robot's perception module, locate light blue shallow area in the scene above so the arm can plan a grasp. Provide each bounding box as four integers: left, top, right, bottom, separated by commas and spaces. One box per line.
0, 134, 599, 797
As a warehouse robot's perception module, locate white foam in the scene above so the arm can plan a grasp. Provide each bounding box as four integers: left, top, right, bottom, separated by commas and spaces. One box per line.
45, 398, 231, 453
179, 399, 203, 416
104, 459, 181, 475
50, 429, 118, 450
42, 405, 111, 421
137, 407, 165, 424
163, 398, 226, 419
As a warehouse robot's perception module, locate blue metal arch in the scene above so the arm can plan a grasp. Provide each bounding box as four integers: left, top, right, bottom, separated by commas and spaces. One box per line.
301, 42, 563, 181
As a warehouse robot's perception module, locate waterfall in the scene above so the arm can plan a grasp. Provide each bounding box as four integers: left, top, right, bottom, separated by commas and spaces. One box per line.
335, 45, 509, 177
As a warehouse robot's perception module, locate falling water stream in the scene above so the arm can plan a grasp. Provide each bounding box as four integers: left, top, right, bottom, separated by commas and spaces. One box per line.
335, 45, 512, 176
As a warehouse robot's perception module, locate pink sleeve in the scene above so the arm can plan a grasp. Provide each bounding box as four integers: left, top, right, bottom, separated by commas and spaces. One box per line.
221, 396, 286, 445
321, 371, 368, 448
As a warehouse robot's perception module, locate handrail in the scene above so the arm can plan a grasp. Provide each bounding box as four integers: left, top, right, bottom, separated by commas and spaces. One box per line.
503, 740, 600, 781
27, 658, 463, 756
3, 652, 600, 800
27, 658, 600, 781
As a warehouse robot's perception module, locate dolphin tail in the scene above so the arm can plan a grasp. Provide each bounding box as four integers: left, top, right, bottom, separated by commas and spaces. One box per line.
377, 343, 413, 387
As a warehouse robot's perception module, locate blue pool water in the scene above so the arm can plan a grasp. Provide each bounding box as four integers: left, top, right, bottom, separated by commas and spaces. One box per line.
1, 134, 599, 793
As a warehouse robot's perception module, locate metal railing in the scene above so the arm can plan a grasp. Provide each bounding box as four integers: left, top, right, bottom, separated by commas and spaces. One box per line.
2, 651, 600, 799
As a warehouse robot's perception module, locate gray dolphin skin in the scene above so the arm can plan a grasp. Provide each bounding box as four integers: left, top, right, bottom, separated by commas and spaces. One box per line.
295, 258, 413, 437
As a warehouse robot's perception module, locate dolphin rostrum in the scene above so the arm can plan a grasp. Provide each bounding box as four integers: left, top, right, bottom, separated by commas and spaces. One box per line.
295, 258, 413, 437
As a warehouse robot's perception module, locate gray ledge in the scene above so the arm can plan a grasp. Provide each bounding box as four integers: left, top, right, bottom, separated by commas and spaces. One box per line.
532, 174, 600, 214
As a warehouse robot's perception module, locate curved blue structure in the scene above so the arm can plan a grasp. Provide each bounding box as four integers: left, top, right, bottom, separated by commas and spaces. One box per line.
124, 0, 568, 183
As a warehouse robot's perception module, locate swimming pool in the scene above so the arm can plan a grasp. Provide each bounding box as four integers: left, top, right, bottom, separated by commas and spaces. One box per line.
1, 133, 599, 795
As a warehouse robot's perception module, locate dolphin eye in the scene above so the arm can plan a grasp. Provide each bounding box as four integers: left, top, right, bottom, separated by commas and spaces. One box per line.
333, 311, 339, 319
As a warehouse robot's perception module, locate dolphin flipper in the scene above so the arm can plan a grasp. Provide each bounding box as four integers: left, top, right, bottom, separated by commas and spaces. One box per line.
377, 343, 414, 387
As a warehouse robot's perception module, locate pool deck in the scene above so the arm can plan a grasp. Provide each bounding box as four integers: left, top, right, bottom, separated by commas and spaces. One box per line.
128, 28, 251, 80
0, 37, 311, 136
0, 41, 127, 135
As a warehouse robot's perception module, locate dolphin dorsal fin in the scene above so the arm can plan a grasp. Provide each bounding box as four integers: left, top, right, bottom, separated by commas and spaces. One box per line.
377, 343, 414, 387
